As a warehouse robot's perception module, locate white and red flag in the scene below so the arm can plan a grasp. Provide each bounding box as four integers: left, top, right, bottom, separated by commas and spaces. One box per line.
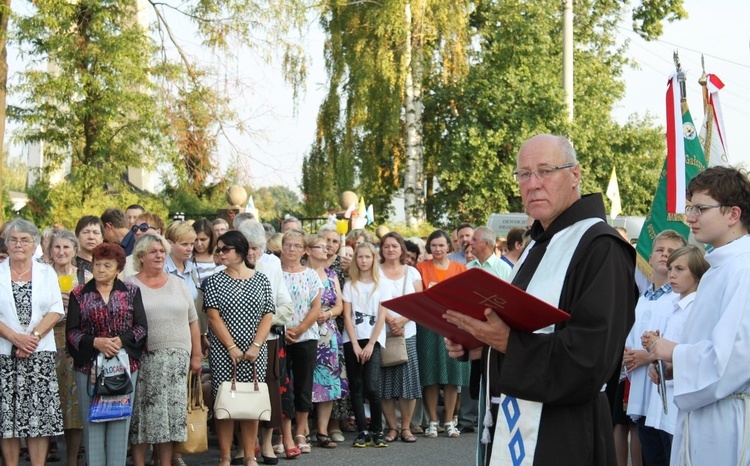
699, 73, 730, 167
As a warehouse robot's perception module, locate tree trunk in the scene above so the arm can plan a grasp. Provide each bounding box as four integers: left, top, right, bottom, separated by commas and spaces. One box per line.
402, 0, 425, 228
0, 0, 11, 223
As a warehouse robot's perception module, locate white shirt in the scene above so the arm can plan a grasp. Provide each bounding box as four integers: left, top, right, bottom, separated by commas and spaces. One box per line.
671, 235, 750, 466
0, 260, 64, 355
342, 280, 391, 348
625, 288, 680, 419
379, 266, 421, 339
644, 292, 696, 434
255, 260, 293, 339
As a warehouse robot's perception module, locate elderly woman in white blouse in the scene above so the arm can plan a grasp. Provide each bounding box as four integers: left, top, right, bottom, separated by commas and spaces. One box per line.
0, 219, 64, 466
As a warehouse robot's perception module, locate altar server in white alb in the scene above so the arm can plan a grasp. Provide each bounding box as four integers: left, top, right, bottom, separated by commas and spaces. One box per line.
647, 166, 750, 466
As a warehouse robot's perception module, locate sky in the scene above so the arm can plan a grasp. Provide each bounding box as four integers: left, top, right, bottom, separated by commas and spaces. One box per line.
7, 0, 750, 196
613, 0, 750, 168
238, 0, 750, 193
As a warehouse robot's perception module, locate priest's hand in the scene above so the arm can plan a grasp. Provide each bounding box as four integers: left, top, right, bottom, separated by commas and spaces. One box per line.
444, 338, 483, 360
443, 307, 510, 353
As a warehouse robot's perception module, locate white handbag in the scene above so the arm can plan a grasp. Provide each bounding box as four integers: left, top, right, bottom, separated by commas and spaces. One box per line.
214, 360, 271, 421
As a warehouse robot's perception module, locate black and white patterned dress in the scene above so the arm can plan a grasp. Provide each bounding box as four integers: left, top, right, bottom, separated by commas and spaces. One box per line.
205, 271, 275, 398
0, 281, 63, 438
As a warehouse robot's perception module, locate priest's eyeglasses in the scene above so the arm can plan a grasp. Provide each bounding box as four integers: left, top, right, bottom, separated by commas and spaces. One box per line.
513, 163, 575, 183
685, 205, 726, 217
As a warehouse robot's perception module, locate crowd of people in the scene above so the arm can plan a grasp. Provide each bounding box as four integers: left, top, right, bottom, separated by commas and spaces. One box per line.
1, 133, 750, 466
0, 201, 522, 466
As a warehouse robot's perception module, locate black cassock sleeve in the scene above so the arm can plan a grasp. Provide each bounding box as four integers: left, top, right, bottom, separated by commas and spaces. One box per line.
496, 234, 636, 405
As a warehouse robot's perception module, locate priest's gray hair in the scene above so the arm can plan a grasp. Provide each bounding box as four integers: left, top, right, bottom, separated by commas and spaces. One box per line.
238, 220, 267, 250
474, 226, 496, 248
559, 136, 577, 165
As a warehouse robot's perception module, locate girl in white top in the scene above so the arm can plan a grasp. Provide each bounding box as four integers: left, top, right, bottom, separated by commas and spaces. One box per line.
642, 245, 709, 436
342, 242, 390, 447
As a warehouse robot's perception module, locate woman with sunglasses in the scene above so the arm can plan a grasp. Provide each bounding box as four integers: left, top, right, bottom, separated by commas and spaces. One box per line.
120, 213, 165, 279
205, 231, 275, 466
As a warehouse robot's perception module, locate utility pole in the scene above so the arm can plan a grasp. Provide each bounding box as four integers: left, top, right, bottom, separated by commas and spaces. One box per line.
562, 0, 574, 122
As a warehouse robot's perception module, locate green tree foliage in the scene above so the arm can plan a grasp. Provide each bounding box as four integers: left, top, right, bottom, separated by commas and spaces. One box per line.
422, 0, 666, 225
632, 0, 687, 40
162, 179, 232, 217
8, 0, 171, 200
20, 179, 167, 230
302, 0, 472, 222
305, 0, 685, 226
249, 185, 303, 225
1, 152, 26, 192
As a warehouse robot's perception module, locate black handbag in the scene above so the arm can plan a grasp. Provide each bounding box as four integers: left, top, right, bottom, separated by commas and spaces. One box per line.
93, 350, 133, 396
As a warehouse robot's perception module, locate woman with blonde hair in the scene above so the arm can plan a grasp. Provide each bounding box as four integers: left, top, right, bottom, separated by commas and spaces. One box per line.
125, 233, 202, 466
306, 234, 345, 448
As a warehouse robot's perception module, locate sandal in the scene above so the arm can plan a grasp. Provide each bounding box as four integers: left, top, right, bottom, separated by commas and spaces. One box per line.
410, 423, 424, 435
272, 444, 284, 455
445, 421, 461, 438
294, 435, 311, 454
284, 446, 300, 460
383, 428, 398, 443
400, 428, 417, 443
424, 421, 439, 438
315, 433, 338, 449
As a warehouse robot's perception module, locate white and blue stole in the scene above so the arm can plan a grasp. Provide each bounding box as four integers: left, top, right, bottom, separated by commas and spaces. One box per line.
485, 217, 602, 466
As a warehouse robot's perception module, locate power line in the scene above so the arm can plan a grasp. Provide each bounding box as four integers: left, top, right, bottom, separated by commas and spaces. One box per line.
617, 25, 750, 70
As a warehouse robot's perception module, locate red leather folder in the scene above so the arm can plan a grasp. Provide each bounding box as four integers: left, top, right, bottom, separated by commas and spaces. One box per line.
381, 268, 570, 350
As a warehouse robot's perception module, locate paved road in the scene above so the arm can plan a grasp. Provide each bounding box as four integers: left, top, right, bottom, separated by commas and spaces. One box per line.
36, 429, 479, 466
185, 429, 479, 466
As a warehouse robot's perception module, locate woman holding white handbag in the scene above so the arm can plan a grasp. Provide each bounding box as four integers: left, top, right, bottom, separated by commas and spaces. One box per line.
204, 231, 274, 466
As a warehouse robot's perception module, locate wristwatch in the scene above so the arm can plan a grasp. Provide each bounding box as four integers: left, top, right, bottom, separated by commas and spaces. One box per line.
32, 331, 41, 338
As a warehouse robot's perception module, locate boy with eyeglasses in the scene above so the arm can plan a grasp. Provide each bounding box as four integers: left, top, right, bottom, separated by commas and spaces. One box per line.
648, 166, 750, 465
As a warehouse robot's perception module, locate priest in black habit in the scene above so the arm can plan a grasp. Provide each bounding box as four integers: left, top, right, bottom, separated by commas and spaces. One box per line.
445, 134, 637, 466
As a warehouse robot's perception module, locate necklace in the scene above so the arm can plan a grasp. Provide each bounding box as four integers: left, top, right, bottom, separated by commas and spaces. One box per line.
10, 264, 32, 281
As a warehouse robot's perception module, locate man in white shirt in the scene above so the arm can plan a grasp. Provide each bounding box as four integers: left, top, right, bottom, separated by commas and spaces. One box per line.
467, 227, 512, 280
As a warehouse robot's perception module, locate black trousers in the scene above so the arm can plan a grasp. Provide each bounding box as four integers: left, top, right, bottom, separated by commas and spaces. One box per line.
286, 339, 317, 413
344, 339, 382, 433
